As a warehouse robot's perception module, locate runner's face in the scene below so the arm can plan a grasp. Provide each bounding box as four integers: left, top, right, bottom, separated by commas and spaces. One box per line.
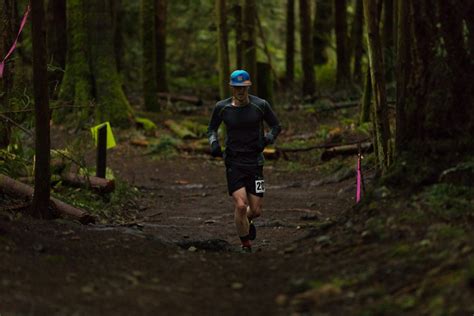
232, 86, 249, 102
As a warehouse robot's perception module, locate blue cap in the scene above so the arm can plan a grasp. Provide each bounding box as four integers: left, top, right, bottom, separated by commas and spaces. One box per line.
229, 70, 252, 86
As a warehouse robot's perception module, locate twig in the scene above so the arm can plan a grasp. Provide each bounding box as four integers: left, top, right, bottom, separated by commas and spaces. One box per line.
0, 113, 33, 136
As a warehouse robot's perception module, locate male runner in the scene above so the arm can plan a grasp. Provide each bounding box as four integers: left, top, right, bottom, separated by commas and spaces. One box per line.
207, 69, 282, 252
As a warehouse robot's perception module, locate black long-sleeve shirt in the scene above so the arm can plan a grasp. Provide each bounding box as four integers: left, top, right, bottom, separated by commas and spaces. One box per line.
207, 95, 282, 166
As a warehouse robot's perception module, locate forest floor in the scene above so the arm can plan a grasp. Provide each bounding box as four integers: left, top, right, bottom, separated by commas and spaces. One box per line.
1, 107, 473, 315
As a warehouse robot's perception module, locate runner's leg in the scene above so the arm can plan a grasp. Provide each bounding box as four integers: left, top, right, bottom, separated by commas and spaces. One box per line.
247, 193, 263, 220
232, 187, 250, 238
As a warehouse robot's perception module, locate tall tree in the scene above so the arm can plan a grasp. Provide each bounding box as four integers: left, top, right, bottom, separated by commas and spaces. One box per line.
155, 0, 168, 92
392, 0, 473, 183
383, 0, 394, 81
351, 0, 364, 83
0, 0, 16, 148
313, 0, 332, 65
46, 0, 67, 93
364, 0, 391, 173
59, 0, 132, 125
285, 0, 295, 84
111, 0, 123, 72
334, 0, 351, 87
31, 0, 52, 219
216, 0, 230, 99
142, 0, 158, 111
242, 0, 257, 93
299, 0, 316, 96
234, 1, 243, 69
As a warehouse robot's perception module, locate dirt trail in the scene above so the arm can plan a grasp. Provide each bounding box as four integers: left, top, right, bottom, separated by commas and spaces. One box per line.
1, 143, 356, 315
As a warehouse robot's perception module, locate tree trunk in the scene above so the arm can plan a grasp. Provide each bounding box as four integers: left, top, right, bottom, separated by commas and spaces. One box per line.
243, 0, 257, 94
142, 0, 158, 111
257, 62, 273, 105
111, 0, 123, 72
285, 0, 295, 84
46, 0, 67, 96
359, 67, 372, 123
313, 0, 332, 65
0, 0, 15, 148
334, 0, 351, 88
59, 0, 133, 125
363, 0, 391, 173
395, 0, 409, 153
299, 0, 316, 96
351, 0, 364, 83
155, 0, 168, 92
383, 0, 394, 82
31, 0, 52, 219
216, 0, 230, 99
234, 2, 243, 69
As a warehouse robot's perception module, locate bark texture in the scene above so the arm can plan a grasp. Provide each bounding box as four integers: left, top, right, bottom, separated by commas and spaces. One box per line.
216, 0, 230, 99
299, 0, 316, 96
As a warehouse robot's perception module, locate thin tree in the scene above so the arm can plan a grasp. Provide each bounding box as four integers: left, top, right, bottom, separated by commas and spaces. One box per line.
363, 0, 391, 173
351, 0, 364, 83
59, 0, 132, 125
334, 0, 351, 87
234, 1, 243, 69
313, 0, 332, 65
285, 0, 295, 85
142, 0, 158, 110
216, 0, 230, 99
0, 0, 16, 148
299, 0, 316, 96
111, 0, 123, 72
155, 0, 168, 92
243, 0, 257, 93
383, 0, 394, 81
46, 0, 67, 86
31, 0, 52, 219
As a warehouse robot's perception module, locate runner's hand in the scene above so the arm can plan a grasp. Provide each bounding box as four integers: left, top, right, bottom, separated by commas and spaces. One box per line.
210, 142, 223, 157
264, 134, 274, 146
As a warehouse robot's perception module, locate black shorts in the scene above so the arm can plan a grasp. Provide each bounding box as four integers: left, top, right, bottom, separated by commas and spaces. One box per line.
226, 164, 265, 197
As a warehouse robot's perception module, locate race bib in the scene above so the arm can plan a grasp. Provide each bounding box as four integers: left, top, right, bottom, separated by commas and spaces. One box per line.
255, 180, 265, 193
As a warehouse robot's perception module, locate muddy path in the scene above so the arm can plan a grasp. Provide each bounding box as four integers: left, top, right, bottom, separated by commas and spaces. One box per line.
1, 144, 357, 315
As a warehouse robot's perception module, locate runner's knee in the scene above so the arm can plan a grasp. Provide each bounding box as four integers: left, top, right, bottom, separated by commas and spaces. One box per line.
235, 202, 248, 216
250, 205, 262, 218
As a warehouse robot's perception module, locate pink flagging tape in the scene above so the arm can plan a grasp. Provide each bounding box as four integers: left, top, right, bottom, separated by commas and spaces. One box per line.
0, 4, 31, 78
356, 156, 362, 203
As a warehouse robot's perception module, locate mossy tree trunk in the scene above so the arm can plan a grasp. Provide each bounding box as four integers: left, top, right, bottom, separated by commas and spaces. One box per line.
257, 62, 273, 105
334, 0, 351, 88
59, 0, 132, 125
142, 0, 158, 111
359, 67, 371, 124
363, 0, 391, 173
285, 0, 295, 85
0, 0, 16, 148
155, 0, 168, 92
299, 0, 316, 96
243, 0, 257, 94
216, 0, 230, 99
351, 0, 364, 83
31, 0, 52, 219
111, 0, 123, 72
313, 0, 332, 65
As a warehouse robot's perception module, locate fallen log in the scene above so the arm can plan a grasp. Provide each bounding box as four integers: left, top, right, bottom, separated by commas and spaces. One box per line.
157, 93, 203, 106
164, 119, 198, 139
320, 142, 373, 161
0, 174, 95, 224
61, 173, 115, 194
277, 138, 370, 153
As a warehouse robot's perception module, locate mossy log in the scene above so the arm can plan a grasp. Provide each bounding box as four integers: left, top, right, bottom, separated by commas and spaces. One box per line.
61, 173, 115, 194
164, 120, 198, 139
0, 174, 95, 224
320, 142, 373, 161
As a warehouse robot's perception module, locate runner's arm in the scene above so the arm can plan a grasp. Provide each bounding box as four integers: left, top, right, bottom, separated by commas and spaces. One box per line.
207, 104, 224, 156
263, 101, 282, 145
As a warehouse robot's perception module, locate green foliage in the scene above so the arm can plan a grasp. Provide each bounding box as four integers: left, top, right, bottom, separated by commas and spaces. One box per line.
135, 117, 157, 131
